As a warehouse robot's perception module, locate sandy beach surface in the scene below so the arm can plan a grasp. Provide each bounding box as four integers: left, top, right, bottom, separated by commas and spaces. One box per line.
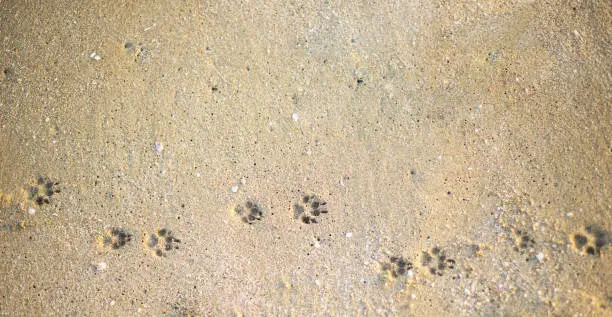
0, 1, 610, 316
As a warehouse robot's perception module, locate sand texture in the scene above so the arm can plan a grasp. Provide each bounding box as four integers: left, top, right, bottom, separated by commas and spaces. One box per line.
0, 1, 610, 316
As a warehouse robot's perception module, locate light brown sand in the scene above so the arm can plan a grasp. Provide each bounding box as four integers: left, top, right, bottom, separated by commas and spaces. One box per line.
0, 1, 610, 316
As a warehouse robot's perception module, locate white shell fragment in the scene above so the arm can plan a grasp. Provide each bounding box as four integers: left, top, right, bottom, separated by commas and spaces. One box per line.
93, 262, 107, 273
89, 52, 101, 61
154, 141, 164, 153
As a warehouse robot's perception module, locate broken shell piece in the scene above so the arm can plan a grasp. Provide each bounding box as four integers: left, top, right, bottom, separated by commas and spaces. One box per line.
92, 262, 107, 273
154, 141, 163, 153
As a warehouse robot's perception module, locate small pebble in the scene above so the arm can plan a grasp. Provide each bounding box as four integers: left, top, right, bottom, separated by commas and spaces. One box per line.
292, 113, 299, 121
345, 232, 353, 238
231, 185, 239, 193
536, 252, 545, 262
407, 270, 414, 278
110, 300, 116, 306
27, 207, 36, 215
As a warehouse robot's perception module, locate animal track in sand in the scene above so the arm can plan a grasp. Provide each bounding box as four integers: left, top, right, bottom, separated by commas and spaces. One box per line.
570, 224, 609, 257
379, 255, 413, 283
293, 194, 328, 224
144, 228, 181, 257
96, 227, 133, 251
512, 229, 536, 254
421, 247, 457, 277
232, 200, 264, 224
26, 176, 60, 206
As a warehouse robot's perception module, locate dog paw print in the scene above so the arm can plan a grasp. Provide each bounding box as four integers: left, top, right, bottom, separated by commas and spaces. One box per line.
421, 247, 456, 276
570, 224, 609, 257
293, 194, 328, 224
380, 255, 413, 282
27, 176, 60, 206
513, 229, 536, 254
145, 228, 181, 257
96, 227, 132, 250
233, 200, 264, 224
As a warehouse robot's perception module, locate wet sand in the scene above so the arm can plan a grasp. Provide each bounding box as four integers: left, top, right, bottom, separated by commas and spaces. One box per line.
0, 1, 610, 316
